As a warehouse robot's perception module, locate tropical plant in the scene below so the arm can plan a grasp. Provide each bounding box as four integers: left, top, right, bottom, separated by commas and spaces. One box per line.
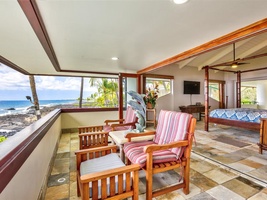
0, 136, 6, 143
143, 84, 159, 108
87, 78, 119, 107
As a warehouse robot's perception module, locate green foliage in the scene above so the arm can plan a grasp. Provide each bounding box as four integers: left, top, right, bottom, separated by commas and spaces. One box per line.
241, 86, 257, 104
0, 136, 7, 143
86, 78, 119, 107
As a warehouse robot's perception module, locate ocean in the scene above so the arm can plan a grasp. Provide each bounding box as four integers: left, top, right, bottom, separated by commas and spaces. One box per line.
0, 99, 77, 116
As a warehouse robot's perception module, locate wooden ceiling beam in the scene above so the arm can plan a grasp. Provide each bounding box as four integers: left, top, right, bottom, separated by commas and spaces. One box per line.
18, 0, 61, 72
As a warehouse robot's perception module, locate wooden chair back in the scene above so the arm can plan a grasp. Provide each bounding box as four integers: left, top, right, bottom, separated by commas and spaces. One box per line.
124, 110, 196, 200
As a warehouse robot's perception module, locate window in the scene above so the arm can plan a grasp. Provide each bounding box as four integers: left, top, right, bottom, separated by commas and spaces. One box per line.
145, 78, 171, 98
209, 82, 219, 101
241, 86, 257, 104
84, 77, 120, 108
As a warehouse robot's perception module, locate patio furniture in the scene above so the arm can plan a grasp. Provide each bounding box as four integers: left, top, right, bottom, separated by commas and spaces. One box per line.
109, 130, 155, 162
78, 130, 109, 150
103, 106, 137, 132
77, 106, 137, 149
258, 118, 267, 154
123, 110, 196, 200
75, 145, 140, 200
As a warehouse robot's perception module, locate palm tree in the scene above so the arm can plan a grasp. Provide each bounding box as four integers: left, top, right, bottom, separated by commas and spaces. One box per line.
29, 75, 41, 119
79, 77, 84, 108
88, 78, 119, 107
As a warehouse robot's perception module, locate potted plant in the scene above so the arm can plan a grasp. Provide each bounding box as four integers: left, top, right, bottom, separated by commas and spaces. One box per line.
144, 84, 159, 109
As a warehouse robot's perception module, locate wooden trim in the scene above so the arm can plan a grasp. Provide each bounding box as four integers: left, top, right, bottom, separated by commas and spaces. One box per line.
60, 107, 119, 113
138, 18, 267, 74
209, 117, 260, 131
18, 0, 61, 71
137, 74, 141, 94
0, 56, 30, 75
242, 66, 267, 73
209, 79, 226, 84
0, 109, 61, 193
236, 71, 241, 108
119, 74, 123, 120
119, 73, 139, 78
204, 67, 209, 131
143, 74, 174, 79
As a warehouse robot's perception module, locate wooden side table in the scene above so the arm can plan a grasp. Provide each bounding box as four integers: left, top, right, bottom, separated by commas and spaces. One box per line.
146, 108, 156, 128
179, 105, 205, 121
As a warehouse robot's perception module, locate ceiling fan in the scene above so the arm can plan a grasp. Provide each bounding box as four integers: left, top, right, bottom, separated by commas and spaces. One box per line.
218, 43, 249, 68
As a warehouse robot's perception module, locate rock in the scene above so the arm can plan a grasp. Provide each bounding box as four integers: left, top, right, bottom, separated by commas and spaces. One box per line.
6, 108, 15, 110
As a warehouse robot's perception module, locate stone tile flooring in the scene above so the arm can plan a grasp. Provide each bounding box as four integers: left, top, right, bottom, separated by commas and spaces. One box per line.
44, 122, 267, 200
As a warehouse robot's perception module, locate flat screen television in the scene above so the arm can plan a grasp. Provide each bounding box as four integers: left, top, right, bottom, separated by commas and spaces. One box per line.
183, 81, 200, 94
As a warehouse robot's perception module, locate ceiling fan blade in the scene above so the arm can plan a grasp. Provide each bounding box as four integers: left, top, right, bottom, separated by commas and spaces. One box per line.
237, 62, 249, 65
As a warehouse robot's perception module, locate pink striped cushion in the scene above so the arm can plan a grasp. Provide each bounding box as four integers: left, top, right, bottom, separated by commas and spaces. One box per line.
124, 141, 177, 168
153, 110, 192, 156
124, 106, 136, 129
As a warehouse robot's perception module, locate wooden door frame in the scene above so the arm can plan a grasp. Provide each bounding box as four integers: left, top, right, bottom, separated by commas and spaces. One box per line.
118, 73, 141, 120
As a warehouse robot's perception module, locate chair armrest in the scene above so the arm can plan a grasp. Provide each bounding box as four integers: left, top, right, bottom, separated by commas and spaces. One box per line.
110, 122, 135, 128
78, 125, 104, 133
125, 131, 156, 142
76, 145, 117, 154
144, 140, 189, 153
104, 119, 124, 125
80, 164, 140, 183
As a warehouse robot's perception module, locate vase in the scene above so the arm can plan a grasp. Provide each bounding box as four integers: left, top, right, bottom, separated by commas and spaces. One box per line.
146, 103, 154, 109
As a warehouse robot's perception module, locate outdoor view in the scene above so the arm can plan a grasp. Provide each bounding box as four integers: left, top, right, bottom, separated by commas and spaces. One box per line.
0, 64, 171, 143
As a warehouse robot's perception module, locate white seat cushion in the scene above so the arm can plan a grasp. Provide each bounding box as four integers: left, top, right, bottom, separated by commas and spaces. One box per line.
80, 153, 125, 176
80, 153, 127, 198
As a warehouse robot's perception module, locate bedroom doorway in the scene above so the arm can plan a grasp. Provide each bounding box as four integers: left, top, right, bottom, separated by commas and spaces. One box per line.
209, 80, 226, 108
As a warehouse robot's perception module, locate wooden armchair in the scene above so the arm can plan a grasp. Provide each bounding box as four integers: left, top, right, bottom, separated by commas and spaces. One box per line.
78, 125, 109, 149
75, 145, 140, 200
103, 106, 137, 132
123, 110, 196, 200
77, 106, 137, 149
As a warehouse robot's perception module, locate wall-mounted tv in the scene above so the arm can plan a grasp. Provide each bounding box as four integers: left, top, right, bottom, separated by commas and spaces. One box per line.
183, 81, 200, 94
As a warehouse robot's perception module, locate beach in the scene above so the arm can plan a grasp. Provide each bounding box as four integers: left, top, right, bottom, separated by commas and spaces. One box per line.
0, 104, 77, 138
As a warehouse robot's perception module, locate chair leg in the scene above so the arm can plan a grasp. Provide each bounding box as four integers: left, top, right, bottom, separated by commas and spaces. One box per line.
146, 169, 153, 200
77, 176, 81, 197
183, 163, 190, 194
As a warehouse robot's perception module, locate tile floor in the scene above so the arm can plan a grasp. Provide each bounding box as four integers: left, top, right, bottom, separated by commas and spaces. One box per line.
44, 121, 267, 200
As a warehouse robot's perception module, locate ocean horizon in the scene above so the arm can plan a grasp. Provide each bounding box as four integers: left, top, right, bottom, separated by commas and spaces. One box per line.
0, 99, 77, 116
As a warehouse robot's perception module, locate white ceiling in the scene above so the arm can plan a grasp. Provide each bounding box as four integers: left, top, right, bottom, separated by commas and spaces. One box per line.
1, 0, 267, 77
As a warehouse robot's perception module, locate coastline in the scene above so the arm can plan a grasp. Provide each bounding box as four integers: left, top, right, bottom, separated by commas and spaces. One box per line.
0, 104, 77, 139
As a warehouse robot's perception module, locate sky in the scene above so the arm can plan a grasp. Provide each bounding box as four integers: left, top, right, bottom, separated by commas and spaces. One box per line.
0, 64, 97, 100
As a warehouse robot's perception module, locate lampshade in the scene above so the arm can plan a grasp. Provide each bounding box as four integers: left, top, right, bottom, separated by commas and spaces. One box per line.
231, 63, 238, 68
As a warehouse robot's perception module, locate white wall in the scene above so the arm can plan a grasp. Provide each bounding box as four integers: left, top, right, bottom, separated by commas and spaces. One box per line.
150, 64, 225, 111
257, 82, 267, 109
225, 68, 267, 109
1, 115, 62, 200
61, 111, 119, 129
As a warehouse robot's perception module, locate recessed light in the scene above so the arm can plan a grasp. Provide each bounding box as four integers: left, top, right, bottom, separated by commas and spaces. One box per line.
173, 0, 188, 4
111, 57, 119, 61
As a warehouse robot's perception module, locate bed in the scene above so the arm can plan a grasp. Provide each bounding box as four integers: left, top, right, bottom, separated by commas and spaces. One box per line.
209, 108, 267, 154
209, 108, 267, 130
